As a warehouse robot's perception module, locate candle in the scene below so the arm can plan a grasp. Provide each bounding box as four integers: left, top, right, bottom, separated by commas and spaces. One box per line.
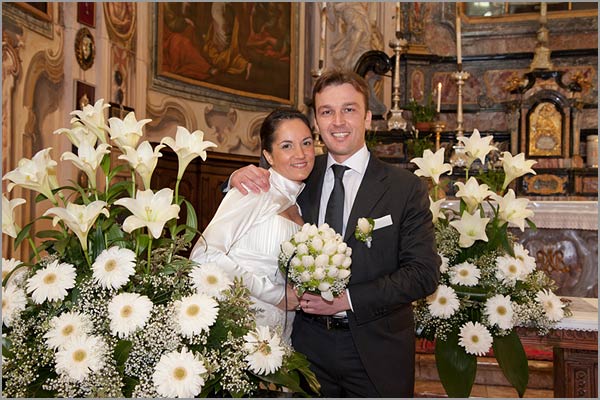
319, 2, 327, 66
395, 2, 401, 35
436, 82, 442, 113
541, 2, 547, 17
456, 16, 462, 67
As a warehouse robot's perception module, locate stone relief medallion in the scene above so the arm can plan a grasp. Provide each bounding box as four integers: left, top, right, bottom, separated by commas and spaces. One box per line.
74, 27, 95, 71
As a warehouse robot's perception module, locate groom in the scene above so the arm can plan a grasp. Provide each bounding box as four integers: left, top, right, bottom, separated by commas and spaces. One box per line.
229, 69, 440, 397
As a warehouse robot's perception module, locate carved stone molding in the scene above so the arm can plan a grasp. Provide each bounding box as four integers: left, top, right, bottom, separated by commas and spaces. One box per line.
103, 2, 136, 50
145, 96, 198, 142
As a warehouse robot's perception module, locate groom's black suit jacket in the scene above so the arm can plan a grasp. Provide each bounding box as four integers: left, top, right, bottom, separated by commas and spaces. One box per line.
294, 153, 440, 397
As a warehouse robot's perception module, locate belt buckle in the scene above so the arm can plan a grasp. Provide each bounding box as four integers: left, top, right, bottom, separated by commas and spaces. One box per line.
326, 317, 332, 330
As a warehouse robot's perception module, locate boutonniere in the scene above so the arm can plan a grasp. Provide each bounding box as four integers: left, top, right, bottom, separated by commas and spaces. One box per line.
354, 217, 374, 248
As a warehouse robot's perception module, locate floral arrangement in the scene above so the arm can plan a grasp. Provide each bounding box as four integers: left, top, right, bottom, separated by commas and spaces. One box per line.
279, 223, 352, 301
410, 129, 570, 398
1, 100, 319, 398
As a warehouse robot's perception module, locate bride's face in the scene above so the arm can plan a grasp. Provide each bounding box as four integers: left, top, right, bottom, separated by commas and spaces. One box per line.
263, 118, 315, 183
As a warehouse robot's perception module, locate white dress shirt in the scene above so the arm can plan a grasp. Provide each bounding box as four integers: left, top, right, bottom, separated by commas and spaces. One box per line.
318, 145, 370, 314
318, 145, 371, 237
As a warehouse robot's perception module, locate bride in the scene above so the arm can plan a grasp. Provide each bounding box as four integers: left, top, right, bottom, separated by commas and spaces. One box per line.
190, 108, 315, 342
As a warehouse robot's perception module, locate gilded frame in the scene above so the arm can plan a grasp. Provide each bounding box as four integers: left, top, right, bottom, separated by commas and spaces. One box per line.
151, 2, 299, 110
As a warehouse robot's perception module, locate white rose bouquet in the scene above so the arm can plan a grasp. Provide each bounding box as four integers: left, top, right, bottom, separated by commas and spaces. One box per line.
279, 223, 352, 301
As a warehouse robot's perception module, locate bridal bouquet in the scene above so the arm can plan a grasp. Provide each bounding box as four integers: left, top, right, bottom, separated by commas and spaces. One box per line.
1, 100, 319, 398
410, 130, 570, 398
279, 223, 352, 301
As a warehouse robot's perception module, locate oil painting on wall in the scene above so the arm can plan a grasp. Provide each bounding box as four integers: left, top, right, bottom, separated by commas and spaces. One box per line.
155, 2, 296, 107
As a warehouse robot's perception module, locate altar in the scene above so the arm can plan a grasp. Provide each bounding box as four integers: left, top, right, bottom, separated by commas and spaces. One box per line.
517, 297, 598, 398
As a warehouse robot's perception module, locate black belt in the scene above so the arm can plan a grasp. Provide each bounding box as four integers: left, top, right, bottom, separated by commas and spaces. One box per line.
301, 312, 350, 330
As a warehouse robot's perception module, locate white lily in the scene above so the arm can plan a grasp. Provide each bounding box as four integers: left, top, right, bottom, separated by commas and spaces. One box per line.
161, 126, 217, 180
61, 143, 111, 189
457, 129, 497, 167
114, 188, 180, 239
429, 196, 447, 224
44, 201, 109, 252
3, 148, 59, 202
2, 195, 26, 238
53, 120, 98, 148
410, 148, 453, 184
501, 152, 537, 190
449, 210, 490, 248
108, 111, 152, 152
70, 98, 110, 144
118, 141, 165, 190
454, 177, 495, 213
493, 189, 534, 232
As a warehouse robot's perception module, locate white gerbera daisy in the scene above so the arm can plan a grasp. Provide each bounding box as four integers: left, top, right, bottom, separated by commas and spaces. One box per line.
243, 325, 285, 375
439, 254, 449, 274
427, 285, 460, 319
484, 294, 514, 330
25, 260, 76, 304
44, 311, 93, 350
449, 262, 481, 287
535, 289, 565, 322
175, 293, 219, 338
2, 257, 28, 286
188, 262, 233, 299
55, 335, 105, 382
153, 347, 207, 398
458, 321, 493, 356
2, 285, 27, 327
92, 246, 136, 290
107, 292, 153, 338
512, 243, 537, 275
495, 255, 524, 284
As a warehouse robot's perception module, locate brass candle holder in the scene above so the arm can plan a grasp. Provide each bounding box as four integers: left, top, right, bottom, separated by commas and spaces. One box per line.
451, 70, 470, 137
386, 35, 408, 131
432, 121, 446, 151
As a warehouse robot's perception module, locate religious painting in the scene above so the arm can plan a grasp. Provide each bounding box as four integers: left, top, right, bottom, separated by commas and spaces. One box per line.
526, 101, 564, 157
15, 2, 52, 21
154, 2, 297, 108
77, 2, 95, 27
75, 80, 95, 111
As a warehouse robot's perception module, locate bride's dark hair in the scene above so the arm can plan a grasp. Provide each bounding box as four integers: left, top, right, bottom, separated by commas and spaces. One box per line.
259, 108, 312, 168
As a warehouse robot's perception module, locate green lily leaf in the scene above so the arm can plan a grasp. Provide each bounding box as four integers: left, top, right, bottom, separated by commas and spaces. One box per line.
493, 331, 529, 397
435, 331, 477, 398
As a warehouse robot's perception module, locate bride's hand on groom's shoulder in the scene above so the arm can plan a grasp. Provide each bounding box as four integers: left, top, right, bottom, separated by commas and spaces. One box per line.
231, 165, 271, 195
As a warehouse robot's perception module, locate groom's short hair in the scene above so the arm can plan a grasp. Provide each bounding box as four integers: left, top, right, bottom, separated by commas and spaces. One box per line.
312, 69, 370, 114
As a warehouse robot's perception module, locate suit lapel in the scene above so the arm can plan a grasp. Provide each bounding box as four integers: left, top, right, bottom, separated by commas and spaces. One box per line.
344, 155, 389, 242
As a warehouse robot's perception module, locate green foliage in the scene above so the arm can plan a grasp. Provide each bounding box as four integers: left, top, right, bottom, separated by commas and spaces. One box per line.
405, 95, 437, 123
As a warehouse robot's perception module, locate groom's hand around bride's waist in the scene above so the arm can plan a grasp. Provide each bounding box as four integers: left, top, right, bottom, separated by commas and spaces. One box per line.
230, 164, 271, 195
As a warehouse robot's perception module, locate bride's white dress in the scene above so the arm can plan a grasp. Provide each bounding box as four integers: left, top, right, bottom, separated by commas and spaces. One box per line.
190, 169, 303, 342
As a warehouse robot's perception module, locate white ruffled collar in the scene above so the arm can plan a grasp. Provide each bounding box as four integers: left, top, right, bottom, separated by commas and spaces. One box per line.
269, 168, 306, 204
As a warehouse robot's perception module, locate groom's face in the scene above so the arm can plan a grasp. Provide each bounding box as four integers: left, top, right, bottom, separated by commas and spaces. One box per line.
314, 83, 372, 163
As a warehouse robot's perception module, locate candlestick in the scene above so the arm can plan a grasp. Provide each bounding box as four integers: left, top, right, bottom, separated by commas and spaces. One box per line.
541, 2, 547, 17
452, 70, 470, 137
395, 2, 401, 36
436, 82, 442, 113
456, 16, 462, 68
319, 3, 327, 66
387, 34, 408, 131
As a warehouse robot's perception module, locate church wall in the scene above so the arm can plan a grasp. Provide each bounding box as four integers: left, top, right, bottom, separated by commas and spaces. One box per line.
2, 2, 598, 260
